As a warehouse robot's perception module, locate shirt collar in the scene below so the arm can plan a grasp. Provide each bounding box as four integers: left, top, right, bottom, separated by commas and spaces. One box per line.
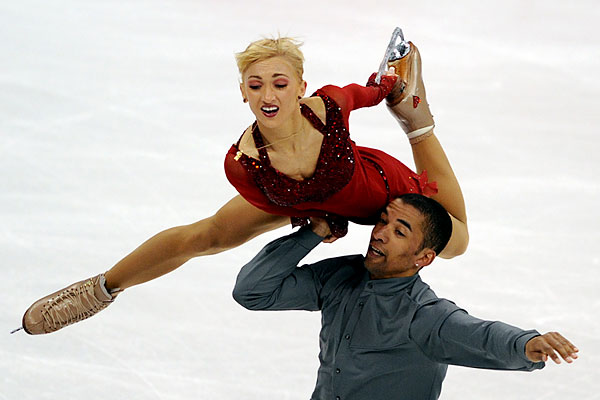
363, 274, 419, 295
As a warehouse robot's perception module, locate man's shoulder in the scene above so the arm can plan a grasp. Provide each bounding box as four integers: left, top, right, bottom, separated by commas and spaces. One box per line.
331, 253, 365, 264
311, 253, 364, 266
408, 276, 447, 306
408, 276, 461, 317
310, 254, 365, 275
310, 254, 366, 288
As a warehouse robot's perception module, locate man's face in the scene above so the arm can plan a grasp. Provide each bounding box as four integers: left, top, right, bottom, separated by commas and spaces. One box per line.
364, 199, 427, 279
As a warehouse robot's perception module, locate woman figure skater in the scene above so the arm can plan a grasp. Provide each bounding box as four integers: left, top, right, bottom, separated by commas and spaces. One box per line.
18, 32, 468, 335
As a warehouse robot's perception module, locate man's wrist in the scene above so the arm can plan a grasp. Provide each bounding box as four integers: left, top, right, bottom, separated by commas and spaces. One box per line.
517, 331, 544, 364
296, 226, 328, 249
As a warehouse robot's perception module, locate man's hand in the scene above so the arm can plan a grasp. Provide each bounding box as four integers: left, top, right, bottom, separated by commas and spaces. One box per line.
525, 332, 579, 364
309, 217, 337, 243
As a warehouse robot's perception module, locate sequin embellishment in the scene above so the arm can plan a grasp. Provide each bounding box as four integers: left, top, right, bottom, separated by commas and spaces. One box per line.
364, 158, 391, 203
238, 92, 355, 207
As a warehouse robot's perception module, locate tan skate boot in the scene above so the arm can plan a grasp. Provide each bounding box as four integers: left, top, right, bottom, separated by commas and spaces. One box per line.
19, 274, 120, 335
386, 41, 435, 144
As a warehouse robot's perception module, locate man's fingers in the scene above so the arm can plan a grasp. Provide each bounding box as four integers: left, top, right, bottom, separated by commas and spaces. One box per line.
545, 332, 579, 362
309, 217, 332, 239
555, 333, 579, 359
528, 332, 579, 364
527, 350, 546, 362
323, 235, 338, 244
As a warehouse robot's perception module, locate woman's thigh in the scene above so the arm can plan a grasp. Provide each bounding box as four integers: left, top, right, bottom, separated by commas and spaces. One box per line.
200, 195, 289, 253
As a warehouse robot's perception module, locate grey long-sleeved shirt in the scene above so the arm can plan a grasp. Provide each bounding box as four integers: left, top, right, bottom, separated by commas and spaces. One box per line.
233, 227, 544, 400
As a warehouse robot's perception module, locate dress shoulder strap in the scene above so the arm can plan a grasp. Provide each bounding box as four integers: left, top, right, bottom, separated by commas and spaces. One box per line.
249, 122, 271, 166
299, 101, 326, 131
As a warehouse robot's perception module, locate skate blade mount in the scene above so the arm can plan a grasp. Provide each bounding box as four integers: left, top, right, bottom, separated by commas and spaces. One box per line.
375, 27, 411, 84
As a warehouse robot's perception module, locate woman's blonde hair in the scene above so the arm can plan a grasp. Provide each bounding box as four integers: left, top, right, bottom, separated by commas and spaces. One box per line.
235, 37, 305, 82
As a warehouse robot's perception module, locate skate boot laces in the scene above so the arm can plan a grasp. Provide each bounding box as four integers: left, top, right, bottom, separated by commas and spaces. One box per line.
13, 274, 117, 334
41, 278, 110, 331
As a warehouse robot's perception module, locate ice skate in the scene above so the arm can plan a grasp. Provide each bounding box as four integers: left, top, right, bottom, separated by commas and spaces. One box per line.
382, 30, 435, 143
375, 27, 409, 84
17, 274, 119, 335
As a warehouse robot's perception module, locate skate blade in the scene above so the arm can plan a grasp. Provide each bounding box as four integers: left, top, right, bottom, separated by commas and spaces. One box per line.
10, 326, 24, 334
375, 27, 410, 84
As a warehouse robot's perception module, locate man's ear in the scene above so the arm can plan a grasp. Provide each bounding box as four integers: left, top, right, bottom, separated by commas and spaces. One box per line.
415, 248, 436, 270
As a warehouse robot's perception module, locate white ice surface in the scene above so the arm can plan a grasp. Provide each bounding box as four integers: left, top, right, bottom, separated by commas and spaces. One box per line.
2, 1, 599, 399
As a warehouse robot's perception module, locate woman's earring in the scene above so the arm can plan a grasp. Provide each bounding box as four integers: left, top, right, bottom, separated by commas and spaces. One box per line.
243, 98, 248, 103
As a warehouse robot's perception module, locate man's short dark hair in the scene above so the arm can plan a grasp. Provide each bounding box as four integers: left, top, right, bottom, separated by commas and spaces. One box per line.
396, 194, 452, 255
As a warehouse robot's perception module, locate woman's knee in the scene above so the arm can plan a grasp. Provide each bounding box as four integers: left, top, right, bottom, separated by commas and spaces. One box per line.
175, 218, 222, 257
181, 197, 288, 257
182, 215, 254, 257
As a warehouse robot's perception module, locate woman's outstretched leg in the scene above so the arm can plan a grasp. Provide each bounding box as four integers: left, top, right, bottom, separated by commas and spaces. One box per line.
386, 41, 468, 258
20, 196, 288, 334
105, 196, 288, 290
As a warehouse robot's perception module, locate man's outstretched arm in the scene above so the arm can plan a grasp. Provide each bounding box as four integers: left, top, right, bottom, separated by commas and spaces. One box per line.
412, 300, 578, 371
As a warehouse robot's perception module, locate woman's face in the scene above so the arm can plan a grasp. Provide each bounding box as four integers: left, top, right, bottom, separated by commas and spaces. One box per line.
240, 56, 306, 130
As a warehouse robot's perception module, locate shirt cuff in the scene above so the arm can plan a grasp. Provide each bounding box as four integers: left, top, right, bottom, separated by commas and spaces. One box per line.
293, 226, 327, 250
516, 330, 546, 370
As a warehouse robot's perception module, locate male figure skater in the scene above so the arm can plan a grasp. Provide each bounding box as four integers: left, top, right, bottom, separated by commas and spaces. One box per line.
233, 194, 578, 400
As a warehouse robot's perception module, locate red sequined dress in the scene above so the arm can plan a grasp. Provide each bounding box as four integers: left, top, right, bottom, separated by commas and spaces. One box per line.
224, 75, 437, 237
